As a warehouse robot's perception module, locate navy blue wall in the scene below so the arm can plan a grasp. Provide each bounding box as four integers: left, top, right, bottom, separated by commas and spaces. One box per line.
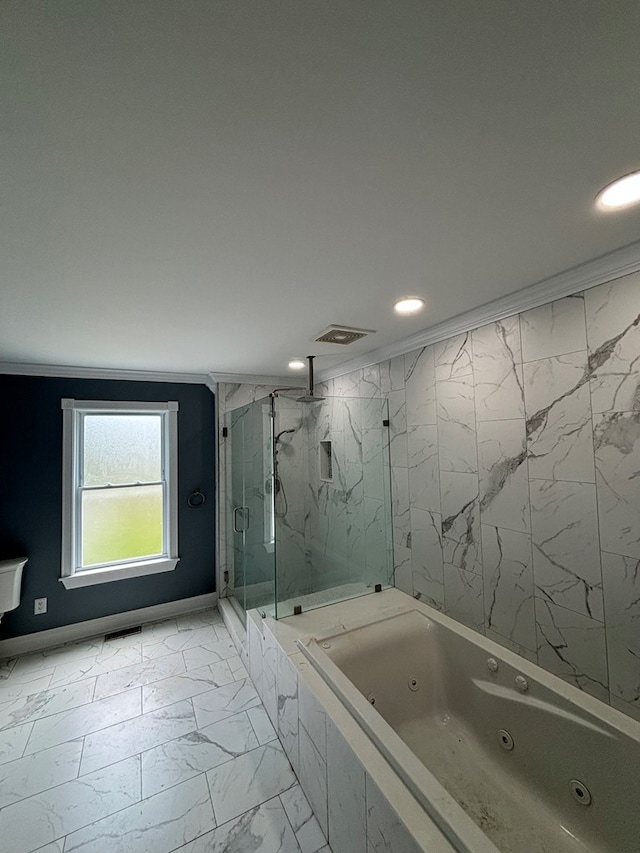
0, 374, 216, 639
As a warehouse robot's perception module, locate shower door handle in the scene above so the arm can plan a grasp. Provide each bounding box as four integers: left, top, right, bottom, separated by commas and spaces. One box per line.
233, 506, 250, 533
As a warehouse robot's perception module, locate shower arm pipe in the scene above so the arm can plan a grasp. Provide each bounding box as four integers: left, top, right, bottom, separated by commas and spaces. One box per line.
271, 388, 305, 397
307, 355, 315, 396
273, 357, 324, 402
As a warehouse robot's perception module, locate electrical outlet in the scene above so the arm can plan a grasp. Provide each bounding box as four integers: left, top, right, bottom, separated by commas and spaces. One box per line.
34, 597, 47, 615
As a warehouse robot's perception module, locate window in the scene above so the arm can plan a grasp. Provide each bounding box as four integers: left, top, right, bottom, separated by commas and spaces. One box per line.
60, 399, 179, 588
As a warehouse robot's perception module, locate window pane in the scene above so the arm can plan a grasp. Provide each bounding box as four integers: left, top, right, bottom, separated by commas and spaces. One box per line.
81, 485, 163, 567
83, 415, 162, 486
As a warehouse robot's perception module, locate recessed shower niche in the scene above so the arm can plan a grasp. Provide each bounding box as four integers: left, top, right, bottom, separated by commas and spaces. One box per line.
319, 440, 333, 482
223, 393, 393, 622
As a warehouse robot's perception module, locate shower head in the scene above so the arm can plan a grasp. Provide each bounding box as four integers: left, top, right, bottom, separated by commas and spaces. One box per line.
296, 395, 325, 403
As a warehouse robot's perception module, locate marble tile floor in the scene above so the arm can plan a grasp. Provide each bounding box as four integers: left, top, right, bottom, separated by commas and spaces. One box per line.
0, 608, 331, 853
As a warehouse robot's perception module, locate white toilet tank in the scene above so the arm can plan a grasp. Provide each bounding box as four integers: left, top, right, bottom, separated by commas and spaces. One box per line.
0, 558, 28, 614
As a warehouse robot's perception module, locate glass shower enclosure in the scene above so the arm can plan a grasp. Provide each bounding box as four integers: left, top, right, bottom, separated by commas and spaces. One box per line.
223, 392, 393, 623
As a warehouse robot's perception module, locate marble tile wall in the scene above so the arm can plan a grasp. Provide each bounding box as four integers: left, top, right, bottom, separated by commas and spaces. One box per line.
219, 270, 640, 722
319, 271, 640, 720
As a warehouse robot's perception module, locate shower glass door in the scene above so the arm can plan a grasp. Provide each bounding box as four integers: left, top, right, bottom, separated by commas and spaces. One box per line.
225, 396, 276, 623
274, 395, 393, 619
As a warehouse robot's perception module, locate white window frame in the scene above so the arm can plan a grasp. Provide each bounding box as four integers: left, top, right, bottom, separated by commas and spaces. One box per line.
60, 399, 180, 589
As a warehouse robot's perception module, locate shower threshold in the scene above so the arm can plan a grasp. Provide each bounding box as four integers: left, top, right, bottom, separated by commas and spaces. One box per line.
273, 581, 389, 619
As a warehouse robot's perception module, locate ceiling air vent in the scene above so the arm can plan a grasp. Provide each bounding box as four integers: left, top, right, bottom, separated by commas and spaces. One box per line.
315, 325, 375, 345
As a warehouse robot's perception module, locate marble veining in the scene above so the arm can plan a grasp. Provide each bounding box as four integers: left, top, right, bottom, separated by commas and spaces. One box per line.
520, 295, 587, 362
390, 466, 411, 550
276, 650, 299, 768
524, 352, 595, 483
434, 332, 473, 381
529, 479, 604, 622
0, 678, 97, 732
472, 317, 525, 422
594, 412, 640, 559
176, 796, 301, 853
585, 273, 640, 414
219, 269, 640, 721
280, 784, 327, 853
366, 775, 422, 853
80, 698, 197, 775
191, 678, 262, 729
326, 721, 366, 853
444, 564, 485, 632
436, 376, 478, 474
410, 508, 444, 609
23, 688, 142, 756
64, 772, 215, 853
0, 738, 83, 808
482, 525, 536, 652
478, 419, 529, 534
298, 724, 328, 837
0, 722, 33, 766
0, 607, 331, 853
141, 711, 259, 798
440, 471, 482, 574
535, 598, 608, 701
404, 346, 437, 426
407, 425, 440, 514
360, 364, 382, 399
207, 741, 297, 826
602, 552, 640, 712
0, 755, 141, 853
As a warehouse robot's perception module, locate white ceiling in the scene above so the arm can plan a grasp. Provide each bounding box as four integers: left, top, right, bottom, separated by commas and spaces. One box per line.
2, 1, 640, 379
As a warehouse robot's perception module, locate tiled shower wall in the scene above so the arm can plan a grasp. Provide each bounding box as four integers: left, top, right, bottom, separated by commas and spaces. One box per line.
218, 270, 640, 721
303, 395, 393, 598
317, 270, 640, 721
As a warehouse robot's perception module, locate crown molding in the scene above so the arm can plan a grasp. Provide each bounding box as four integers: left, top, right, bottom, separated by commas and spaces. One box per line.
0, 361, 209, 385
317, 238, 640, 381
209, 371, 301, 387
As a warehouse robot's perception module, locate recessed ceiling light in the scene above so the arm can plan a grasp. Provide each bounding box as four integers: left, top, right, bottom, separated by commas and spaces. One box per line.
596, 170, 640, 210
288, 359, 306, 370
394, 297, 425, 315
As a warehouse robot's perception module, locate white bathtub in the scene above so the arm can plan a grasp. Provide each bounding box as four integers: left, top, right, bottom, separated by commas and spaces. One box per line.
298, 605, 640, 853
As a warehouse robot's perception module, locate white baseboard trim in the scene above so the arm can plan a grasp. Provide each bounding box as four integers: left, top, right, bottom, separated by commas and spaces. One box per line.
0, 592, 218, 658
